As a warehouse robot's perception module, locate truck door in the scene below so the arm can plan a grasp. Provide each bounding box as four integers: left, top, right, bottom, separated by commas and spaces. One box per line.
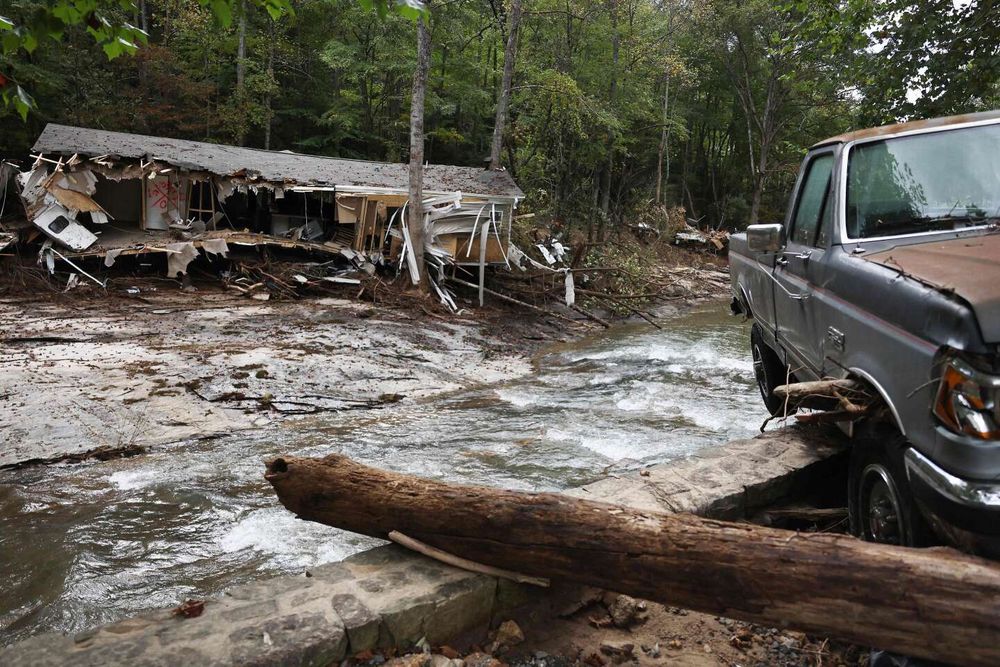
773, 150, 835, 375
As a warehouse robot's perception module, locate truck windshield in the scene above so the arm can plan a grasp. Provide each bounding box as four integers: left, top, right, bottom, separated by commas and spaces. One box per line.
846, 123, 1000, 239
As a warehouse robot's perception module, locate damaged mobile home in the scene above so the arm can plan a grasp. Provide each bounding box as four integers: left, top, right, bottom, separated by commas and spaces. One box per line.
0, 124, 523, 301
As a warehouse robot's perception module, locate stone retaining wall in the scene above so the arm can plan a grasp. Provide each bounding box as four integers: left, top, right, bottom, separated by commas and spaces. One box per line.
1, 545, 533, 667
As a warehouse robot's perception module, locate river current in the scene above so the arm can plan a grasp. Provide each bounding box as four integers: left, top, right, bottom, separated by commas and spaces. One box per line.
0, 303, 761, 644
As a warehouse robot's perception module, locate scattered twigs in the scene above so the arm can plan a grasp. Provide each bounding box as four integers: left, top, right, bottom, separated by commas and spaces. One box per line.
448, 276, 579, 325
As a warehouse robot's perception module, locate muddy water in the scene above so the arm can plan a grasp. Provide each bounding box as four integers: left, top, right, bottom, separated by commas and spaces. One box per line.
0, 303, 761, 645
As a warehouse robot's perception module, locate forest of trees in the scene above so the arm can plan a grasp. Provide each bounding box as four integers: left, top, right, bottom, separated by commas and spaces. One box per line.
1, 0, 998, 234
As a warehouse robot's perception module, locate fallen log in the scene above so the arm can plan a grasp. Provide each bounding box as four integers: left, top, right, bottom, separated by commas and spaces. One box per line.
265, 454, 1000, 666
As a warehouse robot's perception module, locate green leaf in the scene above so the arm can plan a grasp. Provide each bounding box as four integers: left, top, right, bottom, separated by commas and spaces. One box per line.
102, 38, 122, 59
211, 0, 233, 27
117, 36, 137, 54
1, 31, 19, 54
22, 31, 37, 53
14, 85, 34, 121
0, 16, 14, 31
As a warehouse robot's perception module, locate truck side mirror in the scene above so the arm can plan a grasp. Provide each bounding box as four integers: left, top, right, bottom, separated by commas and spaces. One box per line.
746, 223, 784, 254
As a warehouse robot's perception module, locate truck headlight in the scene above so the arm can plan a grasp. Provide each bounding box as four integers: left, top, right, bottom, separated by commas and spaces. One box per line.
933, 356, 1000, 440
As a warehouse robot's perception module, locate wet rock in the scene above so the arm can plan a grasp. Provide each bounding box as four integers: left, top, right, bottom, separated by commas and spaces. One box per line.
599, 642, 635, 664
605, 595, 645, 628
385, 654, 431, 667
488, 620, 525, 654
429, 655, 464, 667
463, 651, 505, 667
331, 593, 381, 654
438, 646, 461, 659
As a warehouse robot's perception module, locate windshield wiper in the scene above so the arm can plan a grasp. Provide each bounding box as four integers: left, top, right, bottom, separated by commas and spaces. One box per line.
908, 214, 1000, 227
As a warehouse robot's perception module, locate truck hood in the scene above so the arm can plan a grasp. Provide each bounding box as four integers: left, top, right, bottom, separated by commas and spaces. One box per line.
864, 233, 1000, 343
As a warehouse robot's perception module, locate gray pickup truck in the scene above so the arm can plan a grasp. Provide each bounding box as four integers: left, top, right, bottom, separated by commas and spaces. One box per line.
730, 110, 1000, 556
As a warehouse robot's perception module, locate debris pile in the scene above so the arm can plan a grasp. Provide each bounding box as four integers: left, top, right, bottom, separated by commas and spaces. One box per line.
672, 222, 729, 252
456, 227, 731, 328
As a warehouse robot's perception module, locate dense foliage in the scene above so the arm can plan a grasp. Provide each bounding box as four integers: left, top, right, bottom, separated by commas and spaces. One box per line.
1, 0, 997, 232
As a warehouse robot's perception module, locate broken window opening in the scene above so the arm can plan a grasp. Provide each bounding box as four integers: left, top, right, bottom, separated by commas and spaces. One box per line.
188, 181, 217, 226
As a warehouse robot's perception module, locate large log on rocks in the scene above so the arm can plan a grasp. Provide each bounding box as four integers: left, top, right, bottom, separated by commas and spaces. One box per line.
265, 454, 1000, 666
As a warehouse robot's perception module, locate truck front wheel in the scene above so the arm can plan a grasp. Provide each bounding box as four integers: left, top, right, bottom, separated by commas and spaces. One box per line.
750, 324, 792, 416
848, 434, 935, 547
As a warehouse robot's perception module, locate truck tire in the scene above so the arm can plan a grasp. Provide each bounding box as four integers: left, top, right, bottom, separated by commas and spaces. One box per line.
750, 323, 791, 416
848, 432, 935, 548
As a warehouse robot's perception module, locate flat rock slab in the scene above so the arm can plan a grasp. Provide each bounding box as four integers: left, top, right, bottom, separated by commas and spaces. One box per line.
0, 295, 530, 468
567, 424, 847, 519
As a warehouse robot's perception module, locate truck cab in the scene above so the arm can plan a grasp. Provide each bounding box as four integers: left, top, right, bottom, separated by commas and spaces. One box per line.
729, 110, 1000, 555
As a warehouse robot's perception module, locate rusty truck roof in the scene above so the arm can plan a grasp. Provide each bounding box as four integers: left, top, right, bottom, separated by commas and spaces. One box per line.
811, 109, 1000, 149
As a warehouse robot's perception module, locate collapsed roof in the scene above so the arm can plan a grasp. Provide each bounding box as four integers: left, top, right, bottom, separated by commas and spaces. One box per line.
32, 124, 524, 200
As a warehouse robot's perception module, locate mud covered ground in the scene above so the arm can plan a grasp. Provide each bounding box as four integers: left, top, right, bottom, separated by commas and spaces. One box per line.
0, 286, 570, 469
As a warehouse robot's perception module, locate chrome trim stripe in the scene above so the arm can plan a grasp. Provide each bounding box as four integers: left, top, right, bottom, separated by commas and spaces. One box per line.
904, 448, 1000, 509
838, 117, 1000, 244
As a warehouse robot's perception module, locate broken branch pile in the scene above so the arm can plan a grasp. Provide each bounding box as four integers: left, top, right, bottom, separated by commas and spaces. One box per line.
773, 379, 880, 424
457, 231, 730, 327
219, 257, 371, 302
265, 454, 1000, 667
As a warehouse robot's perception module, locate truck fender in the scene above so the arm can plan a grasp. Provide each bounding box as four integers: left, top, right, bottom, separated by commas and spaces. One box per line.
735, 283, 754, 320
847, 366, 907, 437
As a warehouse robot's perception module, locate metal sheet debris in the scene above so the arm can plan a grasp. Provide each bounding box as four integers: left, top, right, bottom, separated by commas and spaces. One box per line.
200, 238, 230, 258
31, 204, 98, 251
165, 242, 200, 277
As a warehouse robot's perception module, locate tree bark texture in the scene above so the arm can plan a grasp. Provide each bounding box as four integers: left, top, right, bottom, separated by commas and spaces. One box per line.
489, 0, 522, 171
407, 15, 432, 290
654, 70, 670, 204
265, 454, 1000, 667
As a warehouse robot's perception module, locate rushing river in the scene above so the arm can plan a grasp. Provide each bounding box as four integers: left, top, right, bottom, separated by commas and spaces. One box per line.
0, 303, 761, 645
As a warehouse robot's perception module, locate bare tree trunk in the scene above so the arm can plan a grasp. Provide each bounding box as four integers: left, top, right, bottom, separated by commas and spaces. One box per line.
236, 0, 248, 146
237, 1, 247, 90
598, 0, 618, 230
139, 0, 149, 34
263, 27, 274, 150
489, 0, 523, 171
748, 148, 766, 226
654, 70, 670, 205
265, 454, 1000, 667
407, 14, 432, 291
